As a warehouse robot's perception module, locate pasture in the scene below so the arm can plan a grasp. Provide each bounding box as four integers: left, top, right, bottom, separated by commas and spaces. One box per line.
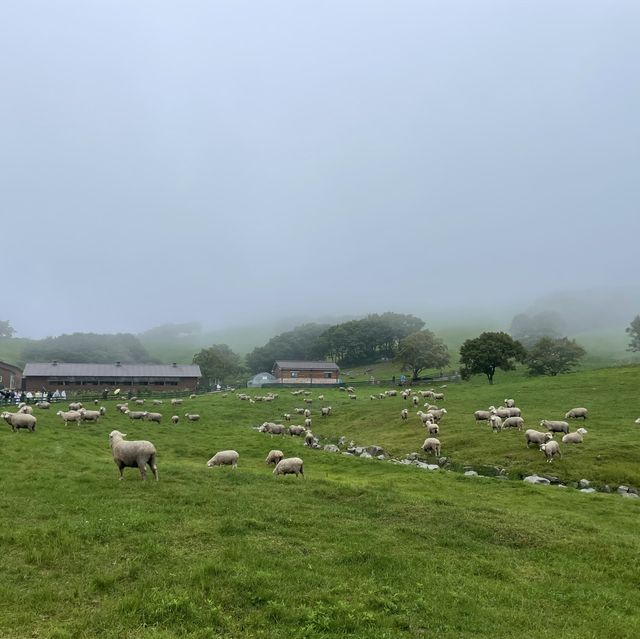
1, 365, 639, 638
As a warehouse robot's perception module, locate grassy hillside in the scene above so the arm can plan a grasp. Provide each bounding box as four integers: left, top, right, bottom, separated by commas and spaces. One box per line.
1, 365, 639, 638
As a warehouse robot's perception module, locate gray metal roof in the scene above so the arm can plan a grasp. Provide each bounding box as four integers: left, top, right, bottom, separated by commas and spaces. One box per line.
273, 360, 339, 371
23, 363, 201, 378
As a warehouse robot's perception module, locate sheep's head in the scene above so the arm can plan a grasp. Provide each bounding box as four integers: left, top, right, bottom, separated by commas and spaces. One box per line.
545, 433, 553, 441
539, 443, 547, 452
577, 428, 588, 435
109, 430, 126, 442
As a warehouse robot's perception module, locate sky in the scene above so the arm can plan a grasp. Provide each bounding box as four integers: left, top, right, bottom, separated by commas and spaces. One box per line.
1, 0, 638, 338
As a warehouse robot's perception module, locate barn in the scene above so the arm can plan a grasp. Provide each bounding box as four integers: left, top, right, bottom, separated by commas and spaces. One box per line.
22, 362, 201, 393
0, 361, 22, 390
272, 360, 340, 385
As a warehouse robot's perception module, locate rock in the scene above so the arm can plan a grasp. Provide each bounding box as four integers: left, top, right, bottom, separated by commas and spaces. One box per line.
426, 464, 439, 471
580, 488, 597, 494
600, 485, 612, 493
542, 475, 561, 485
628, 486, 639, 495
353, 447, 365, 456
578, 479, 590, 489
495, 475, 508, 481
398, 459, 412, 465
338, 436, 347, 446
359, 452, 372, 459
617, 485, 629, 495
523, 475, 551, 485
324, 444, 340, 453
557, 484, 567, 488
376, 454, 386, 461
342, 452, 353, 456
405, 452, 419, 461
622, 492, 640, 499
437, 457, 448, 467
366, 445, 384, 457
464, 470, 479, 477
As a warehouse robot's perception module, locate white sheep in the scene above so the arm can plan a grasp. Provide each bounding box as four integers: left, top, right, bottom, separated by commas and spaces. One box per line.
432, 392, 445, 401
265, 450, 284, 465
2, 411, 37, 432
185, 413, 200, 422
400, 408, 408, 420
303, 409, 311, 418
318, 395, 324, 401
283, 413, 291, 421
490, 407, 511, 419
99, 406, 107, 416
273, 457, 304, 477
146, 412, 162, 423
426, 422, 439, 436
304, 417, 312, 429
489, 414, 503, 432
540, 419, 569, 434
171, 415, 179, 425
524, 430, 553, 447
69, 402, 83, 411
348, 394, 357, 400
412, 396, 419, 406
539, 440, 561, 462
427, 408, 447, 423
79, 409, 101, 422
36, 401, 51, 409
304, 431, 318, 447
207, 450, 239, 468
125, 410, 148, 421
153, 399, 164, 405
170, 399, 183, 406
474, 410, 491, 422
109, 430, 158, 480
562, 428, 588, 444
502, 416, 525, 431
56, 410, 82, 426
504, 398, 515, 408
565, 407, 588, 420
421, 437, 441, 456
18, 405, 33, 415
321, 407, 332, 417
135, 399, 145, 405
288, 425, 307, 436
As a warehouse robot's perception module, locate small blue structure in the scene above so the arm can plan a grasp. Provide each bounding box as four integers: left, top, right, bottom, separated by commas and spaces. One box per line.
247, 372, 278, 388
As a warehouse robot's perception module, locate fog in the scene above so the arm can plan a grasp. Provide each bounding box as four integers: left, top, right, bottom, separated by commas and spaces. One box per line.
2, 1, 638, 338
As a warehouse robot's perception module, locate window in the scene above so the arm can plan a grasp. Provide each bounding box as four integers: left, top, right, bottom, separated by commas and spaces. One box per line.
323, 372, 333, 379
290, 371, 299, 378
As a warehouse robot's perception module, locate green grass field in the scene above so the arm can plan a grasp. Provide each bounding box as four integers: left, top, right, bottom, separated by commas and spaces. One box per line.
1, 366, 639, 638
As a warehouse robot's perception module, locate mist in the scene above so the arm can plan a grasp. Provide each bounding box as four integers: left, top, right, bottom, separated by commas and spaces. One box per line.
1, 1, 638, 339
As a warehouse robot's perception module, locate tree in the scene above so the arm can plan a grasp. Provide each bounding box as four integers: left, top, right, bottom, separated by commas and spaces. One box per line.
0, 320, 15, 338
626, 315, 640, 352
526, 337, 586, 376
459, 332, 527, 384
395, 330, 450, 380
509, 311, 565, 348
193, 344, 245, 386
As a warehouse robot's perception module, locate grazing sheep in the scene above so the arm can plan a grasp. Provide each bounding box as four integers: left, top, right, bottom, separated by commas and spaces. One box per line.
426, 422, 439, 436
504, 398, 516, 408
268, 423, 287, 435
190, 394, 197, 399
35, 401, 51, 409
294, 408, 305, 415
125, 410, 148, 421
318, 395, 324, 401
427, 408, 447, 423
402, 391, 410, 400
346, 387, 355, 393
400, 408, 409, 420
99, 406, 107, 416
304, 398, 313, 404
562, 428, 588, 444
265, 450, 284, 465
171, 415, 179, 425
283, 413, 291, 421
109, 430, 158, 481
2, 411, 37, 432
386, 390, 398, 397
273, 457, 304, 477
474, 410, 492, 422
153, 399, 164, 405
146, 412, 162, 424
378, 393, 386, 399
502, 416, 525, 431
539, 440, 561, 462
18, 405, 34, 415
304, 418, 312, 429
540, 419, 569, 435
489, 414, 503, 432
321, 407, 332, 417
288, 425, 307, 436
185, 413, 200, 422
303, 409, 311, 418
432, 393, 445, 401
524, 430, 553, 447
636, 417, 640, 425
421, 437, 441, 456
565, 407, 588, 420
370, 395, 377, 400
79, 409, 101, 422
304, 431, 317, 447
412, 396, 419, 406
56, 410, 82, 426
348, 394, 357, 400
504, 407, 522, 418
207, 450, 239, 468
489, 407, 511, 419
170, 399, 183, 406
135, 399, 145, 405
69, 402, 83, 411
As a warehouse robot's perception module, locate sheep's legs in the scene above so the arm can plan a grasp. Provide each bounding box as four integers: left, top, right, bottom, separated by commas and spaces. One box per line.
138, 463, 147, 480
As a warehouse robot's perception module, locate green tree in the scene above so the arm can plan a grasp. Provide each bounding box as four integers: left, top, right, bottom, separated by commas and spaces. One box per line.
459, 332, 526, 384
526, 336, 586, 376
0, 320, 16, 338
395, 330, 450, 381
193, 344, 245, 386
509, 311, 565, 348
626, 315, 640, 352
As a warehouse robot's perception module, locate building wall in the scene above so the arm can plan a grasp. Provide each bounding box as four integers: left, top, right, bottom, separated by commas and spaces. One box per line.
23, 376, 199, 392
272, 366, 339, 384
0, 363, 22, 390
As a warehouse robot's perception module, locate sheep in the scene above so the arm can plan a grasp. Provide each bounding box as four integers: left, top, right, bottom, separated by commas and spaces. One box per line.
185, 413, 200, 422
190, 394, 197, 399
317, 395, 324, 401
56, 410, 82, 426
304, 398, 313, 405
539, 440, 561, 462
400, 408, 409, 420
99, 406, 107, 416
504, 398, 515, 408
146, 412, 162, 424
116, 403, 129, 413
370, 395, 377, 400
540, 419, 569, 435
348, 394, 357, 400
565, 407, 588, 420
402, 391, 410, 400
268, 423, 288, 435
421, 437, 441, 456
432, 393, 445, 401
135, 399, 145, 405
283, 413, 291, 421
109, 430, 158, 480
79, 409, 101, 422
304, 431, 317, 447
346, 387, 355, 393
170, 399, 183, 406
502, 416, 525, 431
153, 399, 164, 405
35, 401, 51, 409
125, 410, 148, 421
636, 417, 640, 425
273, 457, 304, 477
426, 422, 439, 436
207, 450, 239, 469
288, 425, 307, 436
474, 410, 492, 422
504, 407, 522, 418
412, 396, 419, 406
524, 430, 553, 447
489, 407, 511, 419
386, 390, 398, 397
427, 408, 447, 423
562, 428, 588, 444
303, 409, 311, 418
489, 414, 503, 432
265, 450, 284, 465
304, 418, 312, 429
69, 402, 83, 411
416, 411, 431, 425
2, 411, 37, 432
94, 399, 99, 405
18, 404, 34, 415
321, 406, 332, 417
171, 415, 179, 425
378, 393, 386, 399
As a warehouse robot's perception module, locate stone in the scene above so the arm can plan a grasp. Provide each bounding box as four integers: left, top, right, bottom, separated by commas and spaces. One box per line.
342, 452, 353, 456
523, 475, 551, 485
542, 475, 561, 485
324, 444, 340, 453
426, 464, 439, 471
437, 457, 448, 467
464, 470, 479, 477
354, 447, 365, 456
359, 452, 372, 459
600, 485, 612, 493
622, 492, 640, 499
580, 488, 597, 494
617, 485, 629, 495
628, 486, 639, 495
366, 445, 384, 457
495, 475, 508, 481
405, 452, 419, 461
376, 454, 386, 461
578, 479, 590, 489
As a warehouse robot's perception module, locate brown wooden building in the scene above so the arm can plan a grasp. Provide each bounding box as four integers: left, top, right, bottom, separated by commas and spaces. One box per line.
0, 361, 22, 390
272, 360, 340, 385
22, 362, 201, 392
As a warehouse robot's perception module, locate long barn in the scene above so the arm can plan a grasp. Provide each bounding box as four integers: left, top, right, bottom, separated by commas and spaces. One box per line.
272, 360, 340, 385
22, 362, 201, 392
